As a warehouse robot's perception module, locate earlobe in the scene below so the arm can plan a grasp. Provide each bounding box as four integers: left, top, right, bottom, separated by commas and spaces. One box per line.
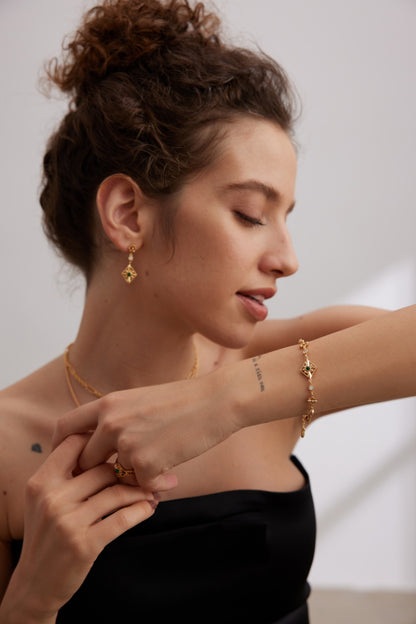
96, 174, 145, 252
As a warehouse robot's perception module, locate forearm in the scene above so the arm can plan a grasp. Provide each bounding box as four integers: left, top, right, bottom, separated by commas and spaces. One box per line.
228, 304, 416, 429
0, 609, 56, 624
0, 562, 60, 624
50, 304, 416, 488
0, 586, 57, 624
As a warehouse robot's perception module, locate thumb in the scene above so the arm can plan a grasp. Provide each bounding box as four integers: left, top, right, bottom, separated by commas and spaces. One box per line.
144, 473, 178, 493
113, 468, 178, 492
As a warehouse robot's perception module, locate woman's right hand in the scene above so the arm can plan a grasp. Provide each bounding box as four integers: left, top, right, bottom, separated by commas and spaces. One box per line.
2, 434, 157, 623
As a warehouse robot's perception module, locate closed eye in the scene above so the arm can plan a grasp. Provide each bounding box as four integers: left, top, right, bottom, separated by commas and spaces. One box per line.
234, 211, 265, 227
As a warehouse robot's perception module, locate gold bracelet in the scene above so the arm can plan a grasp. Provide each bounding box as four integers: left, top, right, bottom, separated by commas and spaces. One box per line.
298, 339, 318, 437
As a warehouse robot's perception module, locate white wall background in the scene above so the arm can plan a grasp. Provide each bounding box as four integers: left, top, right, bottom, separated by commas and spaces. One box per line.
1, 0, 415, 592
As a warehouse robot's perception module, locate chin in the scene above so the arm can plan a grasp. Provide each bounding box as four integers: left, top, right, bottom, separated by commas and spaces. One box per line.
198, 320, 257, 351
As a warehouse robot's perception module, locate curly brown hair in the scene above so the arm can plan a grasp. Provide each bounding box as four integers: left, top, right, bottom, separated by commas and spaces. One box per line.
40, 0, 299, 279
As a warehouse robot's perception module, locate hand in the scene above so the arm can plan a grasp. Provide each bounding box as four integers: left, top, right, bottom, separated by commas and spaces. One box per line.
7, 434, 157, 620
53, 372, 239, 492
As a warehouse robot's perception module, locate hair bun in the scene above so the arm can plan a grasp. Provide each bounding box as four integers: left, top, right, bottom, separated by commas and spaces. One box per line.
40, 0, 296, 278
45, 0, 219, 103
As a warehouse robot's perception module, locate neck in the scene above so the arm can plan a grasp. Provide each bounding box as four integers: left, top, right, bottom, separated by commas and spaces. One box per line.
68, 279, 198, 397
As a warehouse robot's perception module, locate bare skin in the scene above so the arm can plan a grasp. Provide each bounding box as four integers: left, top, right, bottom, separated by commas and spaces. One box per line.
0, 304, 387, 620
0, 117, 391, 620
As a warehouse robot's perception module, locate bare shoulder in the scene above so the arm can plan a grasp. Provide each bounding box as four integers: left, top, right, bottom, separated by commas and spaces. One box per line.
0, 357, 72, 540
241, 304, 389, 358
0, 357, 69, 444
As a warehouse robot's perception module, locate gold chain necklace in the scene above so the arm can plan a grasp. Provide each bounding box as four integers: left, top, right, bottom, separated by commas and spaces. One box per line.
64, 342, 199, 407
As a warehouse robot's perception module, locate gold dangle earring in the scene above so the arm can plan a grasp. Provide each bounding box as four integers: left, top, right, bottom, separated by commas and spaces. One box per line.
121, 245, 138, 284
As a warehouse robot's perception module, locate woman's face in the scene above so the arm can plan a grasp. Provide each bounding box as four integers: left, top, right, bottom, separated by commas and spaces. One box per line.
140, 116, 298, 348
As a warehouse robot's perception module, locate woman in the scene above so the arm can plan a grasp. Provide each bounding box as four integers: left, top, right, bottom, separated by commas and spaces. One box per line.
0, 1, 414, 622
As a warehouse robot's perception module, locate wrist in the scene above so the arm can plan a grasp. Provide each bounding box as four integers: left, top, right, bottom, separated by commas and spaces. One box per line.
0, 570, 58, 624
208, 358, 261, 433
0, 600, 57, 624
230, 356, 270, 429
203, 364, 244, 437
227, 346, 306, 430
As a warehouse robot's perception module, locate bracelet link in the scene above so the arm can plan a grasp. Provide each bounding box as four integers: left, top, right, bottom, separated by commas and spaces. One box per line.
298, 339, 318, 437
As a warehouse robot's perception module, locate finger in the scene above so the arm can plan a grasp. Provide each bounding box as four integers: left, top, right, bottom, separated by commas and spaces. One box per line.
63, 463, 119, 502
112, 472, 178, 491
113, 451, 179, 492
66, 463, 158, 503
111, 470, 138, 487
52, 401, 102, 449
90, 499, 156, 549
78, 428, 117, 471
82, 483, 157, 525
140, 472, 179, 492
36, 434, 91, 485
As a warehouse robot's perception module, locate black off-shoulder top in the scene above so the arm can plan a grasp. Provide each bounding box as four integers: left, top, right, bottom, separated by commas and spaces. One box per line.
12, 455, 316, 623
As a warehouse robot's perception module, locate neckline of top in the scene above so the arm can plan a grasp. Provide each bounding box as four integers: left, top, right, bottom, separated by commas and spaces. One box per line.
158, 455, 310, 507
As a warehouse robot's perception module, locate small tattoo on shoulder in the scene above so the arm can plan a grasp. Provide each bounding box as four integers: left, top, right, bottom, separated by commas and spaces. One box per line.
252, 356, 265, 392
31, 443, 43, 454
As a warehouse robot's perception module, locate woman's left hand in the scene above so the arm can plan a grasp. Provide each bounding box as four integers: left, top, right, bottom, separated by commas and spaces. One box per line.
53, 371, 240, 492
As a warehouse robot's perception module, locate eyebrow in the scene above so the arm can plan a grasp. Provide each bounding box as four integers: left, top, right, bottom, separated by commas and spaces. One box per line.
219, 179, 296, 213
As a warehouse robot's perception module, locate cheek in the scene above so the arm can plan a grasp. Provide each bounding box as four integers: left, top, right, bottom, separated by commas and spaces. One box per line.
171, 221, 225, 271
161, 208, 252, 295
183, 235, 243, 286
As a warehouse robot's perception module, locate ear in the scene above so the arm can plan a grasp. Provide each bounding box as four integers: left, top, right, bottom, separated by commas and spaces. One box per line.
96, 174, 150, 252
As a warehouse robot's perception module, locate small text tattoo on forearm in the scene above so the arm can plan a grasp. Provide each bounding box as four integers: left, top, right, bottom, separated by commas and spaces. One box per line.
252, 356, 265, 392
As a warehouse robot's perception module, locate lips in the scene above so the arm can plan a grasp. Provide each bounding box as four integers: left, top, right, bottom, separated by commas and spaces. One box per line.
236, 288, 276, 322
241, 293, 265, 304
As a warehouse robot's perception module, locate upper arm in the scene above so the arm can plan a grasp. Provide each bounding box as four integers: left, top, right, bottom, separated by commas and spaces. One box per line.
241, 305, 390, 358
0, 444, 13, 603
0, 401, 22, 603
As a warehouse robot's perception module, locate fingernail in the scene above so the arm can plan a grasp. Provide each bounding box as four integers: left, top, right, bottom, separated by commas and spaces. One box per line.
149, 499, 158, 510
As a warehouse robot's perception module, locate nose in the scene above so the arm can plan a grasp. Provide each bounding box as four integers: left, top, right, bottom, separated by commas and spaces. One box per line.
259, 224, 299, 278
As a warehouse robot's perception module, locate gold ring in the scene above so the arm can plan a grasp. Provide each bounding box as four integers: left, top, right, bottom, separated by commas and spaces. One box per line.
114, 458, 135, 478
